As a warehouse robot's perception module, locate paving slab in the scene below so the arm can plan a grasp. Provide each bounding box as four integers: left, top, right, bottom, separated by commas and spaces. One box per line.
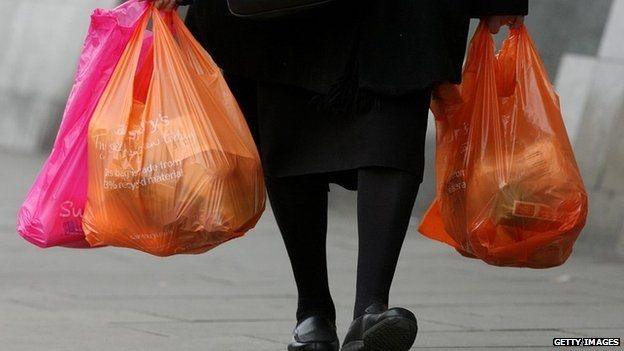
1, 152, 623, 350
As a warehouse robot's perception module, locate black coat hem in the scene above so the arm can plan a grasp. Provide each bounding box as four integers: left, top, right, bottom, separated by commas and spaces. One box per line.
262, 162, 425, 192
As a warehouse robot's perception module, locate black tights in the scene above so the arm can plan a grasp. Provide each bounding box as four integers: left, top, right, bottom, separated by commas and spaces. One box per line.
266, 167, 420, 322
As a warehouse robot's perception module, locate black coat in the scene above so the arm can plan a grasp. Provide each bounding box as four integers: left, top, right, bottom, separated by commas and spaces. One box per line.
185, 0, 528, 96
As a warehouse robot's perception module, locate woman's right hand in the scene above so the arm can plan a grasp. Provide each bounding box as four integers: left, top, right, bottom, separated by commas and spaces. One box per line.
147, 0, 178, 10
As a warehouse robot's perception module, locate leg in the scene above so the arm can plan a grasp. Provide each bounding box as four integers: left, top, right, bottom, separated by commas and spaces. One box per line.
265, 174, 336, 323
354, 166, 421, 318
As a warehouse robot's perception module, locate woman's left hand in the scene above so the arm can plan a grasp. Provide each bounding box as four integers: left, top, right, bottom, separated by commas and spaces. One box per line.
486, 16, 525, 34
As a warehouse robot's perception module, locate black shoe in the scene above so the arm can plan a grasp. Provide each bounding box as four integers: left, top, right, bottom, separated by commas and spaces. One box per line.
341, 303, 418, 351
288, 315, 340, 351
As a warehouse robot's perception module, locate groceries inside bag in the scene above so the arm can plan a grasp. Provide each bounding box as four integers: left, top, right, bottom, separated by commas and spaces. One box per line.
83, 8, 266, 256
418, 23, 588, 268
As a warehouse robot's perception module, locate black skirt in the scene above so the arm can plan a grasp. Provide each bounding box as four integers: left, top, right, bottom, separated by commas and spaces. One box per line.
225, 74, 431, 191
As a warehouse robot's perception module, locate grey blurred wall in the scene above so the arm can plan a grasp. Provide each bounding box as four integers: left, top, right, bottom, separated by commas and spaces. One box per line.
560, 0, 624, 257
0, 0, 117, 153
525, 0, 613, 76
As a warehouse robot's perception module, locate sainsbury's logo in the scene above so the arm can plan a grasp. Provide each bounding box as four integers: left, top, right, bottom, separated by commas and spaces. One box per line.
60, 201, 83, 218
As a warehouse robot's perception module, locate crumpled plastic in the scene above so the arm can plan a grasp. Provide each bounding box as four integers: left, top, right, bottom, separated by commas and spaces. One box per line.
419, 23, 588, 268
82, 8, 266, 256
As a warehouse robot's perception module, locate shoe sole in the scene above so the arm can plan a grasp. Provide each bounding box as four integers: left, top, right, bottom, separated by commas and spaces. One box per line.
288, 340, 339, 351
359, 316, 418, 351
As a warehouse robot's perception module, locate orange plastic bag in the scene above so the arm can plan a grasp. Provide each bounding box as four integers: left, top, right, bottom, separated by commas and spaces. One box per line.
419, 23, 588, 268
82, 8, 266, 256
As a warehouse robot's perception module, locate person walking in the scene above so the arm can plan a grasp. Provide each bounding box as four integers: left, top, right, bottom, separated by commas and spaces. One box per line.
150, 1, 528, 350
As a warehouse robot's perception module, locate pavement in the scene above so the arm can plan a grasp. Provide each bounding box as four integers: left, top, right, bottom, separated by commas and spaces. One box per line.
1, 151, 623, 351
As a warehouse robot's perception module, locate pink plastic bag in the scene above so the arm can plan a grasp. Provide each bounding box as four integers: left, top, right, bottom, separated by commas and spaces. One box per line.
17, 1, 149, 248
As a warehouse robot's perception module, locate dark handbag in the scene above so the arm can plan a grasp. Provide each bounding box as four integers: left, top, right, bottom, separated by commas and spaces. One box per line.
226, 0, 335, 19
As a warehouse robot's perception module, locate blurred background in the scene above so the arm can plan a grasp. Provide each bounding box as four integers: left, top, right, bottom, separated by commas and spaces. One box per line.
1, 1, 623, 350
1, 0, 623, 258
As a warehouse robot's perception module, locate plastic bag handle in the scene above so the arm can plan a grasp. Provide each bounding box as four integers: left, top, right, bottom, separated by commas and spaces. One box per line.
98, 6, 180, 108
462, 21, 507, 179
469, 20, 527, 97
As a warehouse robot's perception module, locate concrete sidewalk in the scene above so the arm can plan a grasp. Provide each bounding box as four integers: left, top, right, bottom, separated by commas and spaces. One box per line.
1, 152, 623, 351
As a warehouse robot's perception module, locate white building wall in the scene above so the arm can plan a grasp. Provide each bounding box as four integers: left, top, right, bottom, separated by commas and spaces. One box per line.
0, 0, 117, 152
554, 0, 624, 256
